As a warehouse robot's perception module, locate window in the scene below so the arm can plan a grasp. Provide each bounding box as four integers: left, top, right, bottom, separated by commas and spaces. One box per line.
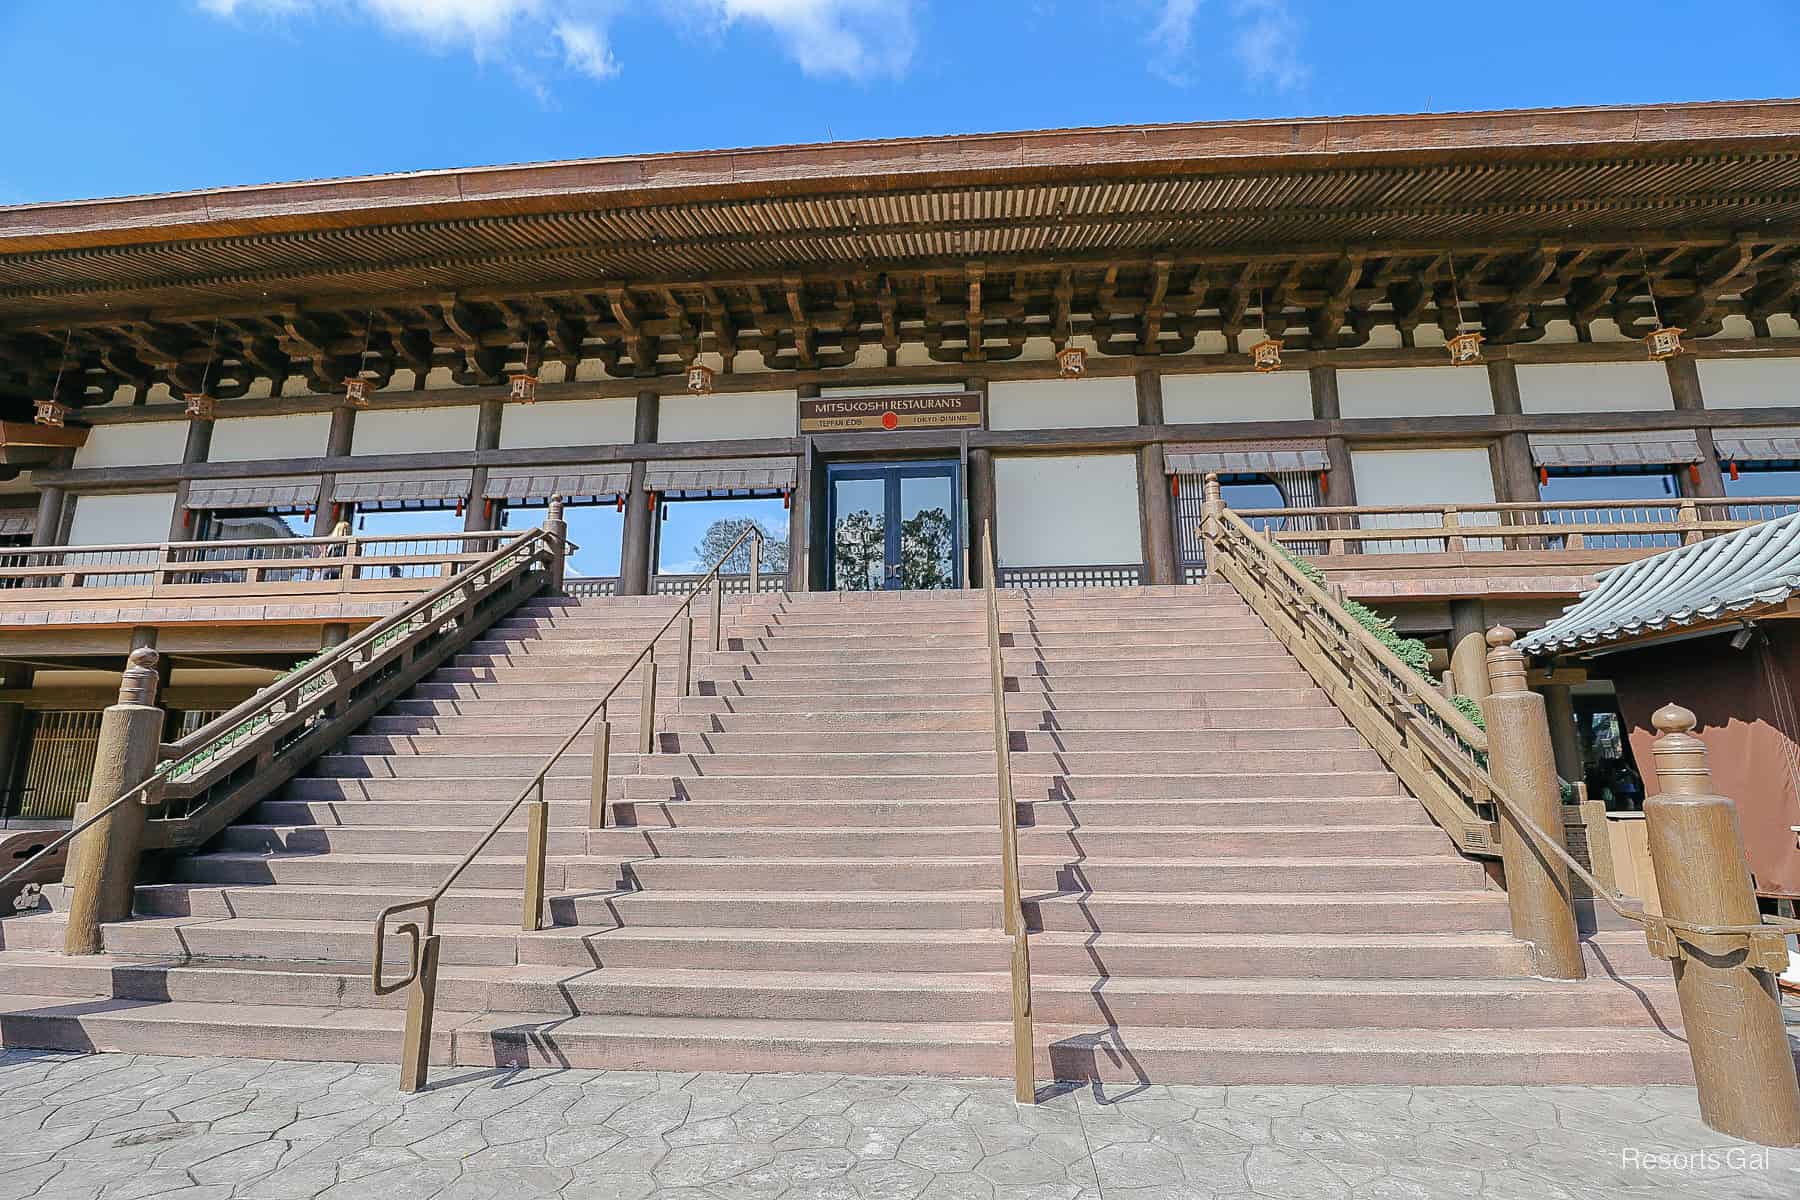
655, 495, 790, 589
1538, 468, 1682, 550
502, 499, 624, 580
351, 504, 469, 579
1721, 463, 1800, 522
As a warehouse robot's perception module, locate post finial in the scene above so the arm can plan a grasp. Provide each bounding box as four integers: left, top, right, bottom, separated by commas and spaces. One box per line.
119, 647, 160, 707
1483, 625, 1528, 695
547, 493, 565, 522
1650, 700, 1712, 797
1653, 702, 1697, 735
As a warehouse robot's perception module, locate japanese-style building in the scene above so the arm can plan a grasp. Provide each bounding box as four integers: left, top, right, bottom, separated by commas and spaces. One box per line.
2, 100, 1800, 1099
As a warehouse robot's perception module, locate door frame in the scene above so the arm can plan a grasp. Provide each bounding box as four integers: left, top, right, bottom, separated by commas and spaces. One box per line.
824, 459, 963, 590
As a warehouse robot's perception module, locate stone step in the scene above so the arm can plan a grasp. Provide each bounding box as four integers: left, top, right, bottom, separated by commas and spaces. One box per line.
253, 796, 1437, 833
465, 626, 1282, 656
282, 771, 1407, 802
343, 727, 1372, 756
1024, 892, 1509, 935
397, 686, 1333, 710
369, 703, 1351, 733
310, 747, 1385, 779
172, 851, 1483, 894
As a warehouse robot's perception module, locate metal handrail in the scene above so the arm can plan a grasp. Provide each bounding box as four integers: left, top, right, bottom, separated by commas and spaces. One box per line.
370, 523, 765, 1090
1206, 499, 1800, 958
1234, 497, 1800, 517
0, 528, 556, 893
980, 520, 1034, 1105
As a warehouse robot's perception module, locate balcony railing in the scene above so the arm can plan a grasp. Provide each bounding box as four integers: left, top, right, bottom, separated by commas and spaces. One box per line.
0, 532, 512, 600
1231, 498, 1800, 558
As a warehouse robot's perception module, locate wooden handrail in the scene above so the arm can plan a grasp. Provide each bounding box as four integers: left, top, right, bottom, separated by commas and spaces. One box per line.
0, 527, 560, 887
981, 520, 1035, 1106
371, 522, 766, 1092
1235, 497, 1800, 518
1203, 485, 1800, 955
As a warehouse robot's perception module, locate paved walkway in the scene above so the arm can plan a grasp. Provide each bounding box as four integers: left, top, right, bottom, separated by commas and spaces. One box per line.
0, 1051, 1795, 1199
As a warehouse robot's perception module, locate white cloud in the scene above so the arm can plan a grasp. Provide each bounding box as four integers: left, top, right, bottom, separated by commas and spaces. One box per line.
686, 1, 916, 79
197, 0, 914, 83
1145, 0, 1309, 92
1231, 0, 1307, 91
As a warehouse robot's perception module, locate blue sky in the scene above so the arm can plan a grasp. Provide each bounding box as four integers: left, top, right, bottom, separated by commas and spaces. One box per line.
1, 1, 1796, 206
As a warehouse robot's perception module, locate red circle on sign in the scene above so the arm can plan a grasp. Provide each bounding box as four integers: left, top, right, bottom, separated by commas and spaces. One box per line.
881, 411, 899, 429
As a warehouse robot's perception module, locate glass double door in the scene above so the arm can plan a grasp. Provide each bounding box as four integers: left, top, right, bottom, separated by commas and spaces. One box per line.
827, 461, 961, 590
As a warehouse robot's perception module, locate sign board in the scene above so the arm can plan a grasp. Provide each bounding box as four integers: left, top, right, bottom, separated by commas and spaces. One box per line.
799, 391, 983, 433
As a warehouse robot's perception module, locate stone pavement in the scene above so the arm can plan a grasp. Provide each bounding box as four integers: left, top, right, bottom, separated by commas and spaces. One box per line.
0, 1051, 1796, 1200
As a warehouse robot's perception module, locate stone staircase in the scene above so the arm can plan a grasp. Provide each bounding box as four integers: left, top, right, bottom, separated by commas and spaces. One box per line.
0, 583, 1693, 1084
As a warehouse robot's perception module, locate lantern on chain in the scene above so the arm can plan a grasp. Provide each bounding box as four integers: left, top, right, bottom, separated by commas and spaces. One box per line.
342, 377, 373, 408
510, 332, 540, 403
343, 309, 379, 408
1638, 251, 1684, 361
1249, 291, 1283, 373
184, 392, 216, 421
1444, 258, 1484, 366
686, 361, 716, 395
1056, 346, 1087, 379
35, 328, 74, 428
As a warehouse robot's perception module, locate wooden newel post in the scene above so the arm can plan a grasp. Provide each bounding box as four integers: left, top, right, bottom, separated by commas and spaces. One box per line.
543, 495, 568, 593
1480, 627, 1585, 979
1198, 473, 1225, 575
1644, 703, 1800, 1146
63, 648, 164, 956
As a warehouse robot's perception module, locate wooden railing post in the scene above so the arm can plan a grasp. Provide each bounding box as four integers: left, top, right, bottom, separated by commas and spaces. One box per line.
678, 608, 694, 698
62, 648, 164, 956
1199, 472, 1225, 571
522, 781, 548, 932
1443, 506, 1464, 553
398, 932, 440, 1094
589, 704, 611, 829
638, 650, 658, 755
710, 573, 724, 651
1480, 627, 1585, 979
1644, 704, 1800, 1146
1677, 498, 1703, 545
543, 495, 568, 592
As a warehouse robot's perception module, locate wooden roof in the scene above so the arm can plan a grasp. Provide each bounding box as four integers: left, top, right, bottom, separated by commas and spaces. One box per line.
3, 100, 1800, 412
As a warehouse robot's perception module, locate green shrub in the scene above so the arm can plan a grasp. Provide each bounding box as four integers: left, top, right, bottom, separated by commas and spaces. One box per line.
1280, 548, 1486, 730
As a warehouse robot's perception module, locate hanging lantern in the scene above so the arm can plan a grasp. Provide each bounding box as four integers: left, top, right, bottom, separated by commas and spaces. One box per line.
1445, 330, 1484, 366
1644, 325, 1685, 361
686, 362, 716, 395
183, 392, 216, 421
1249, 337, 1284, 373
508, 372, 539, 404
343, 377, 373, 408
33, 398, 69, 428
1056, 346, 1087, 379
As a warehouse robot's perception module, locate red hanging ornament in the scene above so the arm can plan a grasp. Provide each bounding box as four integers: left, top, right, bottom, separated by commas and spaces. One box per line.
454, 498, 464, 518
1687, 464, 1702, 488
1170, 475, 1180, 499
1729, 461, 1740, 481
1539, 466, 1549, 488
1319, 470, 1329, 497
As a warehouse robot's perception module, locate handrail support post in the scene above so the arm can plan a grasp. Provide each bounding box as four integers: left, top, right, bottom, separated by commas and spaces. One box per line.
1480, 627, 1585, 979
589, 705, 611, 829
1644, 704, 1800, 1146
679, 609, 694, 698
398, 932, 441, 1094
710, 574, 724, 652
522, 783, 548, 932
638, 653, 658, 756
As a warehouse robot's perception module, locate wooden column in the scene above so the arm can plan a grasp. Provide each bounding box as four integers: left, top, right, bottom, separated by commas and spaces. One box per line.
1448, 599, 1490, 702
1487, 360, 1540, 502
168, 416, 214, 540
969, 448, 997, 586
31, 485, 66, 547
1135, 370, 1179, 585
315, 406, 357, 536
618, 390, 659, 596
790, 385, 819, 593
1668, 357, 1726, 499
466, 398, 505, 532
1309, 366, 1356, 504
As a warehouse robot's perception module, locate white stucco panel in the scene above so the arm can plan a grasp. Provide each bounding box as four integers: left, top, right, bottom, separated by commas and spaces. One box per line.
1697, 357, 1800, 409
72, 421, 190, 470
351, 405, 481, 456
67, 491, 178, 547
1350, 448, 1498, 507
1517, 362, 1673, 414
659, 390, 797, 442
994, 453, 1140, 567
207, 412, 332, 463
1337, 366, 1494, 419
987, 378, 1138, 430
1161, 372, 1313, 424
499, 397, 638, 449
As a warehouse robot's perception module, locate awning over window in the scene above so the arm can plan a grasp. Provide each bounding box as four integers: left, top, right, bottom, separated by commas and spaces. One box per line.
644, 457, 797, 492
484, 467, 631, 501
331, 469, 474, 504
184, 475, 321, 510
1713, 427, 1800, 462
0, 510, 35, 537
1164, 439, 1330, 475
1529, 431, 1705, 468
